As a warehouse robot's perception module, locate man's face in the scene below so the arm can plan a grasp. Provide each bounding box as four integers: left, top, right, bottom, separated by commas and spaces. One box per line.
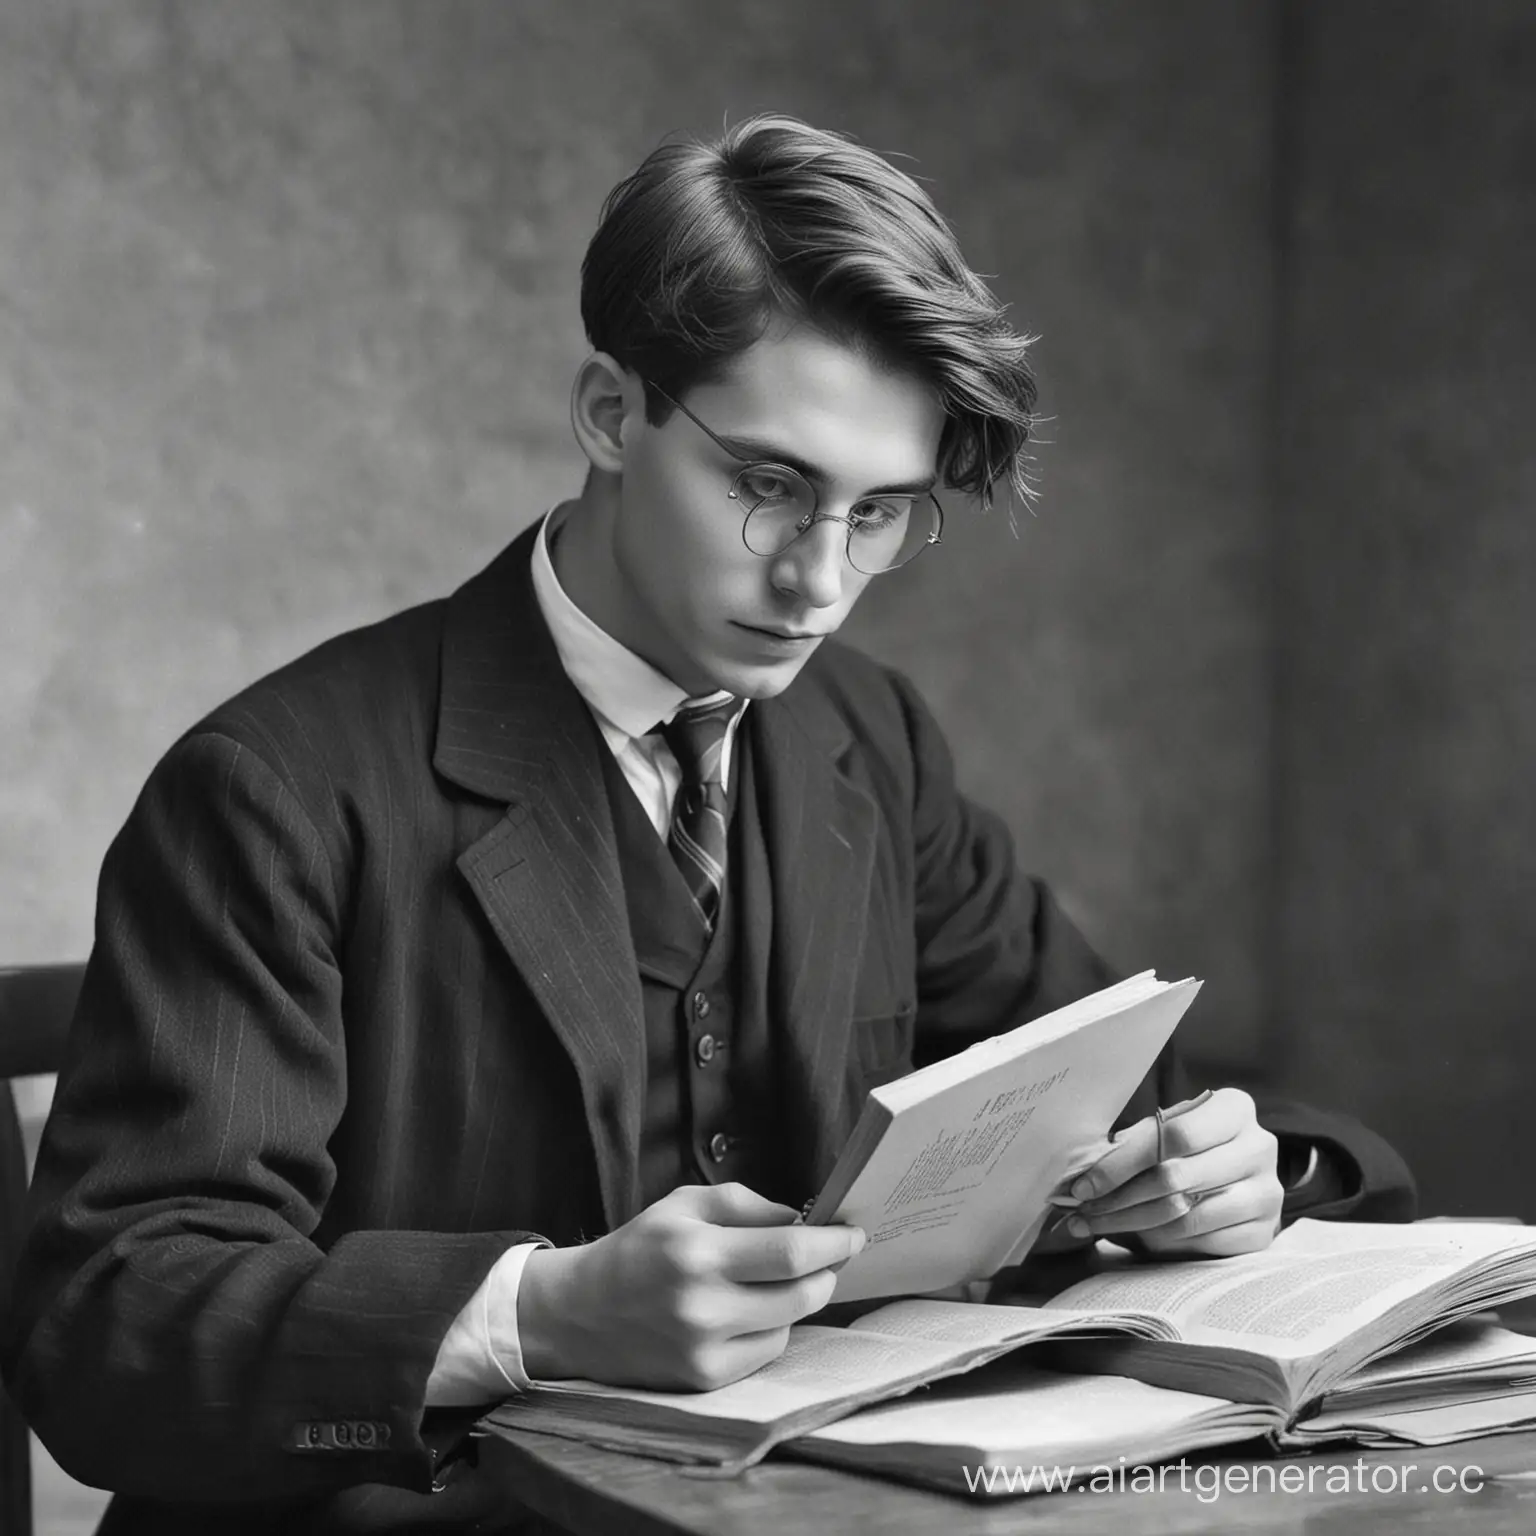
607, 325, 945, 699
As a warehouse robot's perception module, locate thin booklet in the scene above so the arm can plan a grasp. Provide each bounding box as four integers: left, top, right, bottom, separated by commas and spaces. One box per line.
805, 971, 1201, 1302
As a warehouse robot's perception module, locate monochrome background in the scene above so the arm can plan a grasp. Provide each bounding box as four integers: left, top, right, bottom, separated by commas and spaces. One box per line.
3, 0, 1530, 1249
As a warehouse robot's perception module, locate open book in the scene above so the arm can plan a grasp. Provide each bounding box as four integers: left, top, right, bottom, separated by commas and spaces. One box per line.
1028, 1217, 1536, 1439
790, 1222, 1536, 1494
789, 1359, 1277, 1495
805, 971, 1200, 1302
479, 1219, 1536, 1475
789, 1319, 1536, 1495
479, 1296, 1175, 1470
1284, 1317, 1536, 1447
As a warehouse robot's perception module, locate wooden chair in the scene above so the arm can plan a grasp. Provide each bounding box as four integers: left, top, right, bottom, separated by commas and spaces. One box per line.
1, 962, 85, 1536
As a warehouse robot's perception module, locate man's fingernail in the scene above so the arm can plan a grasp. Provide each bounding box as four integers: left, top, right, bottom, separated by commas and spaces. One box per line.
1067, 1216, 1090, 1239
850, 1228, 867, 1253
1070, 1177, 1095, 1201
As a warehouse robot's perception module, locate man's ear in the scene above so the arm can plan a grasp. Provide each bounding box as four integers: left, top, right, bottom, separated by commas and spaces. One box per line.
570, 353, 638, 474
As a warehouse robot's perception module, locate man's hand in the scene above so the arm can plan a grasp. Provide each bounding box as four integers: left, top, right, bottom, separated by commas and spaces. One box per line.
1063, 1087, 1283, 1257
516, 1183, 864, 1391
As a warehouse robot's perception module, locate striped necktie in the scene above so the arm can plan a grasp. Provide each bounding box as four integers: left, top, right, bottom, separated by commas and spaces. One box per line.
661, 696, 740, 930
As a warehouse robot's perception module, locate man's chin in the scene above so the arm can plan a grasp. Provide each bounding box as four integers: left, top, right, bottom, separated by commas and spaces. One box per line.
708, 646, 820, 701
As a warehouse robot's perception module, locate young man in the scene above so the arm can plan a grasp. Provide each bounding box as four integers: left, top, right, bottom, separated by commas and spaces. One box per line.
5, 116, 1412, 1533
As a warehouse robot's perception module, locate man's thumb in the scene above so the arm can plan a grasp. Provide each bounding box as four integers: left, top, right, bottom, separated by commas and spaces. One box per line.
686, 1180, 802, 1228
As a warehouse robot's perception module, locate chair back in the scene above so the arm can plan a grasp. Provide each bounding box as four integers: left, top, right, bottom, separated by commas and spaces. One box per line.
1, 962, 85, 1536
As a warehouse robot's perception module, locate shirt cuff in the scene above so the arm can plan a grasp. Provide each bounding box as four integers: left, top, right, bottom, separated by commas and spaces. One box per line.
1285, 1142, 1321, 1192
424, 1240, 549, 1407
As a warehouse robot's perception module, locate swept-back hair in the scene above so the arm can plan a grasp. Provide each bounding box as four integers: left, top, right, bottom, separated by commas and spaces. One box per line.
580, 114, 1039, 514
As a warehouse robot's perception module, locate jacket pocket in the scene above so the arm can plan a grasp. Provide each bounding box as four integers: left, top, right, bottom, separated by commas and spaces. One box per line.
848, 998, 917, 1091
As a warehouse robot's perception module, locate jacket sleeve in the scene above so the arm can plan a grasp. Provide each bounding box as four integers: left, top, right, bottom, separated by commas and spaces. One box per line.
888, 669, 1414, 1224
1259, 1094, 1418, 1223
889, 667, 1183, 1105
1, 731, 530, 1504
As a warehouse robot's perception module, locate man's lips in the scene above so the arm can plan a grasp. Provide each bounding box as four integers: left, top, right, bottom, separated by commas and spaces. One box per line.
736, 622, 827, 641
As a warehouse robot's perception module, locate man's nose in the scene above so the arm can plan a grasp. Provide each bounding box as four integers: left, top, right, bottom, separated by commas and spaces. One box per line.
772, 516, 849, 608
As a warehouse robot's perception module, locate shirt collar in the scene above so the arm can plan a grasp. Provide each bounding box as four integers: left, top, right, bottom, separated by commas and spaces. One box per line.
530, 505, 740, 740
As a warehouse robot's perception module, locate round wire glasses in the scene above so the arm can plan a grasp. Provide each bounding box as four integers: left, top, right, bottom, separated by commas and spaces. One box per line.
644, 380, 943, 576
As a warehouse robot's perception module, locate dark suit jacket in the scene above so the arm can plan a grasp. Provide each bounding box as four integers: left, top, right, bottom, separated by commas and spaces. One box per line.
3, 526, 1413, 1532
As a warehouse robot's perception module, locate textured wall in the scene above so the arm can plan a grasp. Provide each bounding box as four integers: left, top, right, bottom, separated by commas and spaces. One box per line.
1273, 3, 1536, 1216
1, 0, 1275, 1063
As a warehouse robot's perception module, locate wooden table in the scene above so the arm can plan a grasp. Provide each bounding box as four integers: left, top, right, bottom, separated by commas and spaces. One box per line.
475, 1426, 1536, 1535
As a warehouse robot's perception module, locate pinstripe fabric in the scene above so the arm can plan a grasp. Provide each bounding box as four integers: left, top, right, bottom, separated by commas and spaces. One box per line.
661, 696, 740, 930
6, 523, 1239, 1532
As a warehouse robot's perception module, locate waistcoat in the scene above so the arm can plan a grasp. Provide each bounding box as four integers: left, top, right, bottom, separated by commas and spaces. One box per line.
595, 723, 786, 1209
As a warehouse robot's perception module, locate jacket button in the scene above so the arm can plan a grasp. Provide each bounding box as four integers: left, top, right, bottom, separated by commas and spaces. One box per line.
708, 1132, 731, 1163
695, 1033, 717, 1066
693, 990, 712, 1019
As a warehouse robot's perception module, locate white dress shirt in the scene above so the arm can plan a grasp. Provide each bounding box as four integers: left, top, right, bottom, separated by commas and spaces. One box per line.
424, 505, 746, 1405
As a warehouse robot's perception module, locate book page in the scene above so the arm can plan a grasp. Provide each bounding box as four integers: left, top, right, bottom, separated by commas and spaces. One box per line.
1340, 1321, 1536, 1391
874, 972, 1166, 1111
1296, 1389, 1536, 1446
815, 978, 1198, 1303
800, 1364, 1250, 1453
507, 1299, 1172, 1452
534, 1325, 972, 1426
852, 1297, 1168, 1348
1051, 1222, 1536, 1359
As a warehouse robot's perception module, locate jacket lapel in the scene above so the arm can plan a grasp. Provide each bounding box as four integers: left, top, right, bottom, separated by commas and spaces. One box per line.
432, 523, 883, 1220
751, 687, 879, 1195
434, 528, 645, 1229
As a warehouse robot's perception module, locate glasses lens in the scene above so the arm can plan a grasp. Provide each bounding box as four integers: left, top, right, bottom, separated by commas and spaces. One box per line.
737, 466, 818, 556
736, 468, 940, 575
846, 494, 940, 574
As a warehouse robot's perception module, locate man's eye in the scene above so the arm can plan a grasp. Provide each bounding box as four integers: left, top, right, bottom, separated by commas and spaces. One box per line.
850, 498, 912, 530
738, 468, 799, 503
